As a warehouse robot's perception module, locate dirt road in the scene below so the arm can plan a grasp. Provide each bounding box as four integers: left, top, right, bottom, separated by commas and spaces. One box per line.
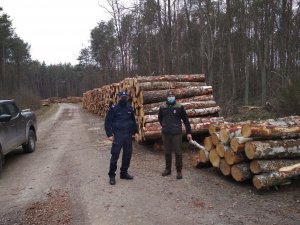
0, 103, 299, 225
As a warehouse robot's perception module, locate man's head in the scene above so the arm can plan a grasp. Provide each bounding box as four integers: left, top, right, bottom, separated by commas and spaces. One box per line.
166, 90, 176, 104
118, 91, 128, 105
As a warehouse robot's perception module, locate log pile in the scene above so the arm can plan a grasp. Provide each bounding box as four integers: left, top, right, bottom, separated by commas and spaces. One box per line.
194, 116, 300, 190
82, 74, 223, 142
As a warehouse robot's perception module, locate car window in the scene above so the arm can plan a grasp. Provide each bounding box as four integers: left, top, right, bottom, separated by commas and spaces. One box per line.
0, 104, 10, 115
6, 103, 19, 116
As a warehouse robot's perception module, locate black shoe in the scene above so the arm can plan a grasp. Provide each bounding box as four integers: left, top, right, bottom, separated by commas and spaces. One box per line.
109, 177, 116, 185
176, 171, 182, 179
162, 169, 171, 177
120, 173, 133, 180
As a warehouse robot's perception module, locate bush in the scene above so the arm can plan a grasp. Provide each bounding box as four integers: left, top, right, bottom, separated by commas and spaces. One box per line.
277, 77, 300, 116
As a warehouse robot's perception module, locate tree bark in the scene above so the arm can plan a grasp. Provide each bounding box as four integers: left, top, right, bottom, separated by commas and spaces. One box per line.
136, 81, 206, 92
136, 74, 206, 82
142, 107, 220, 124
245, 139, 300, 160
250, 159, 300, 174
241, 119, 300, 139
141, 94, 216, 111
252, 163, 300, 190
142, 100, 217, 115
140, 86, 213, 104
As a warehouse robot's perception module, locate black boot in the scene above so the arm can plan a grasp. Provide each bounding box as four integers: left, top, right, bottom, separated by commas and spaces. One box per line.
109, 177, 116, 185
162, 154, 172, 176
176, 154, 183, 179
120, 173, 134, 180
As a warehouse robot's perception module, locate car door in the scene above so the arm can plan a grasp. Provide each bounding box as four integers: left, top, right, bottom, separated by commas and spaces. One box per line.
0, 103, 15, 153
5, 102, 26, 148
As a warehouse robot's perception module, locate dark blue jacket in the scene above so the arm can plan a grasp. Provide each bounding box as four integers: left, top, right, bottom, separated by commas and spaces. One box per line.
104, 103, 138, 137
158, 102, 191, 135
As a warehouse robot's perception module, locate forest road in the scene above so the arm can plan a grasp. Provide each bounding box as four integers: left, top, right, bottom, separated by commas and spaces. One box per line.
0, 103, 299, 225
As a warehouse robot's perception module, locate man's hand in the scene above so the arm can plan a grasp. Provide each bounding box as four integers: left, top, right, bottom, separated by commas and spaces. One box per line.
108, 136, 114, 142
187, 134, 192, 142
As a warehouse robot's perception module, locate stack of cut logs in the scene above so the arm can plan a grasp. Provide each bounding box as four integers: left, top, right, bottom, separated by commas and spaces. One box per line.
193, 116, 300, 190
82, 74, 223, 142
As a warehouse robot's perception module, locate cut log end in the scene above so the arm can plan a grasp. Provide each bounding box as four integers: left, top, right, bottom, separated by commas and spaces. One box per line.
231, 166, 243, 182
216, 143, 226, 158
241, 124, 251, 137
224, 151, 235, 165
231, 163, 252, 182
250, 160, 261, 174
219, 159, 231, 176
204, 136, 213, 151
220, 129, 229, 144
230, 138, 239, 152
245, 142, 255, 159
199, 149, 210, 163
252, 176, 263, 190
211, 133, 219, 146
209, 149, 220, 167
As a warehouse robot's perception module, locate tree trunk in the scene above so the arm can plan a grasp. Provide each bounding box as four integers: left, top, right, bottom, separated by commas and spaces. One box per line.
245, 139, 300, 160
241, 119, 300, 138
252, 163, 300, 190
136, 74, 206, 82
216, 143, 230, 158
142, 100, 217, 115
199, 149, 210, 163
142, 107, 220, 124
142, 94, 215, 112
140, 86, 213, 104
224, 150, 248, 166
204, 136, 214, 151
136, 81, 206, 92
250, 159, 300, 174
219, 159, 231, 176
219, 126, 242, 144
209, 148, 220, 168
211, 132, 220, 146
231, 163, 252, 182
230, 137, 254, 152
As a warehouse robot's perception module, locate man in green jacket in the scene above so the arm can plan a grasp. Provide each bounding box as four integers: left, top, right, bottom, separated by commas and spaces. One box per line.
158, 90, 192, 179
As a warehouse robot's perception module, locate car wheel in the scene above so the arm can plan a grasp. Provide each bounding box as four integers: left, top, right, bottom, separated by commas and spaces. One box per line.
23, 130, 36, 153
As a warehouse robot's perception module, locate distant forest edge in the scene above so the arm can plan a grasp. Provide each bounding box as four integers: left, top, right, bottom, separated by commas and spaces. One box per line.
0, 1, 299, 115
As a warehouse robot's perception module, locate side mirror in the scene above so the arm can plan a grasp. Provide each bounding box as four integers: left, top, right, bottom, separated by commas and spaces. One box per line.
0, 114, 12, 122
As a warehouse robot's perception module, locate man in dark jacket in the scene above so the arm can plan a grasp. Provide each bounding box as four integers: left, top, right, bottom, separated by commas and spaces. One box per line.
158, 90, 192, 179
105, 91, 138, 185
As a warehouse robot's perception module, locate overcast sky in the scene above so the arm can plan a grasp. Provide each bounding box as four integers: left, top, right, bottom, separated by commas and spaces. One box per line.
1, 0, 116, 65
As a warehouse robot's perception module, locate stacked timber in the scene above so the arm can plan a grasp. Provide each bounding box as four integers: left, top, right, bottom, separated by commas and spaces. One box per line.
196, 116, 300, 190
82, 74, 223, 142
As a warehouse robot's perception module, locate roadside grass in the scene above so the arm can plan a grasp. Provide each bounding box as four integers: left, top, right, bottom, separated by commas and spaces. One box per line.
34, 103, 59, 123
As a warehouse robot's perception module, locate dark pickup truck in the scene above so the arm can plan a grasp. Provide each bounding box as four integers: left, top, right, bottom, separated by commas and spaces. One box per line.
0, 100, 37, 174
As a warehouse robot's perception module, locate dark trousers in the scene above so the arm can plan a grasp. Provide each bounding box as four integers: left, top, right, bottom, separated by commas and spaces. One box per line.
162, 134, 183, 171
108, 133, 133, 177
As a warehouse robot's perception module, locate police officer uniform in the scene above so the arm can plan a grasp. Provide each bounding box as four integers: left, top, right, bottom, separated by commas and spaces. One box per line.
104, 91, 138, 185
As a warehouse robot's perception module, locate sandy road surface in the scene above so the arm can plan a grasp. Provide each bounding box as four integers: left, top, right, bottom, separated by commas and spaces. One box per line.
0, 103, 299, 225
